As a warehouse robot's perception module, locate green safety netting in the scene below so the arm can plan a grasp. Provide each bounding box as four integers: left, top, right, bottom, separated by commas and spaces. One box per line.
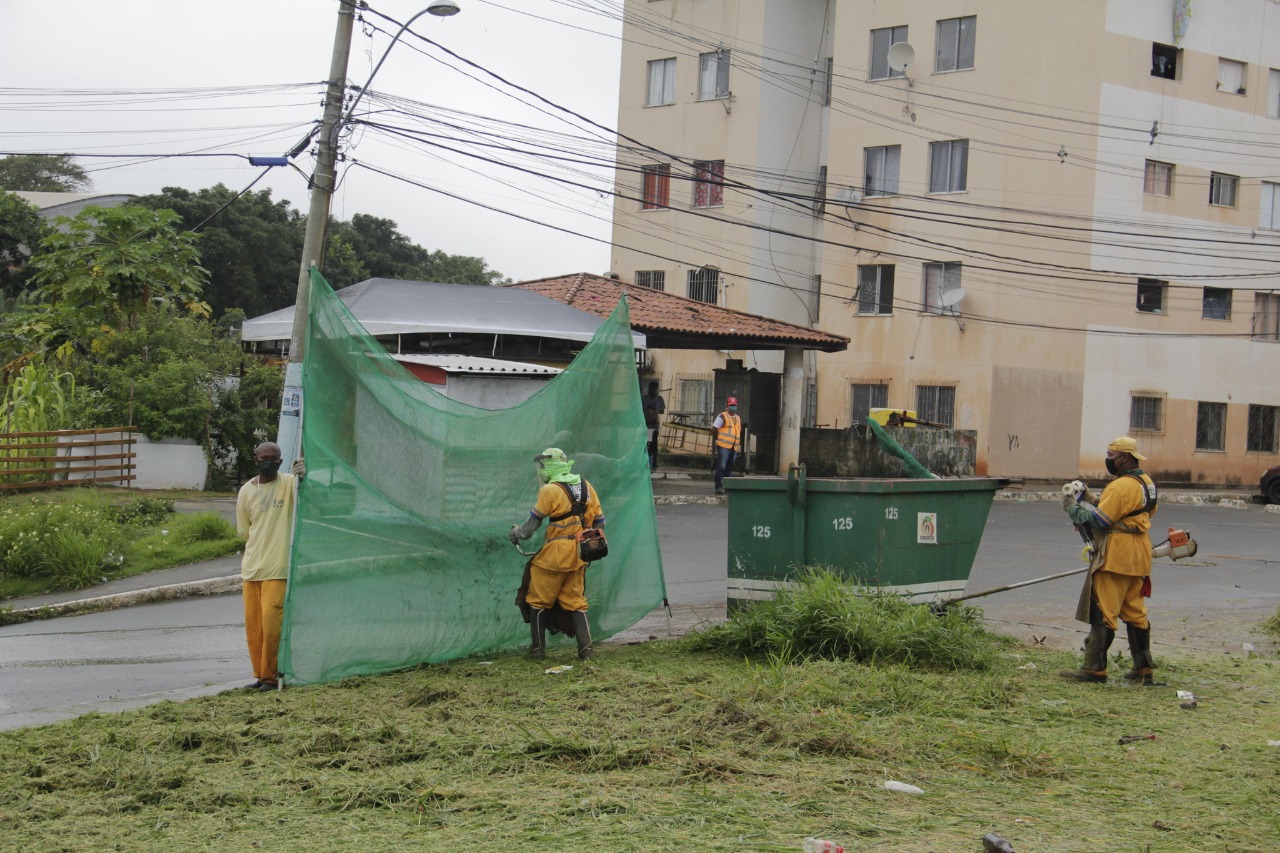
278, 269, 667, 685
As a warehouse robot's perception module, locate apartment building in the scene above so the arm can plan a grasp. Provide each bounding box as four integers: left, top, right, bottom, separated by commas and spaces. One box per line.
610, 0, 1280, 484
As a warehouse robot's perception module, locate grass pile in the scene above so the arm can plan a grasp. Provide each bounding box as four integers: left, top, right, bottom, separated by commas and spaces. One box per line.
1, 586, 1277, 851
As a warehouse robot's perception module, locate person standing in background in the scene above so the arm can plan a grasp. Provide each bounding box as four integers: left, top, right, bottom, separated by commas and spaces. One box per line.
709, 396, 742, 495
641, 381, 665, 470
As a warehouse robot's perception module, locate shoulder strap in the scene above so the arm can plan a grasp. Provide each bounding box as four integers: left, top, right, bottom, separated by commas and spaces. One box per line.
1118, 473, 1158, 520
547, 481, 587, 523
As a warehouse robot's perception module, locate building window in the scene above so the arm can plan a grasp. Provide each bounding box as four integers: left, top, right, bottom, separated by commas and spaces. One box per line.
698, 50, 730, 100
864, 145, 901, 196
1254, 293, 1280, 341
852, 382, 889, 424
820, 56, 834, 105
1262, 182, 1280, 229
870, 25, 909, 80
856, 265, 895, 315
810, 274, 822, 324
1247, 404, 1279, 452
1152, 43, 1180, 80
635, 270, 665, 291
1196, 402, 1227, 451
646, 58, 676, 106
813, 166, 827, 215
1218, 58, 1247, 95
1137, 278, 1166, 314
923, 262, 961, 314
1210, 172, 1238, 207
1143, 160, 1173, 196
641, 164, 670, 210
1202, 287, 1231, 320
692, 160, 724, 208
916, 385, 955, 427
1130, 394, 1164, 433
687, 267, 720, 304
928, 140, 968, 193
804, 379, 817, 429
1269, 69, 1280, 118
935, 16, 976, 73
676, 377, 712, 420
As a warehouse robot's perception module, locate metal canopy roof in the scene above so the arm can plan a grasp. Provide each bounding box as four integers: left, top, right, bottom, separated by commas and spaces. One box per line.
240, 278, 646, 348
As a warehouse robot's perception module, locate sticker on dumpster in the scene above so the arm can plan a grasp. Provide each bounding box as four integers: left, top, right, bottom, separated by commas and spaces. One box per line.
917, 513, 938, 544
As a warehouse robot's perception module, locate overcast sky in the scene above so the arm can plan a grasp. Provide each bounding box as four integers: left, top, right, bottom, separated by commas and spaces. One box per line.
1, 0, 625, 283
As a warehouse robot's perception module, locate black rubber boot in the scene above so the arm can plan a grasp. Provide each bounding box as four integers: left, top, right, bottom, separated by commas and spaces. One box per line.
1060, 623, 1114, 683
570, 610, 594, 660
528, 607, 547, 661
1124, 624, 1159, 686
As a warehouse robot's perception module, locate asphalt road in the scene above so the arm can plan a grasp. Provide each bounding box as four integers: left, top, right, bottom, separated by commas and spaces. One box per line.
1, 500, 1276, 731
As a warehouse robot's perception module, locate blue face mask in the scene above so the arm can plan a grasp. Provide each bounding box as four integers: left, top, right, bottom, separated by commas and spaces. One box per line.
728, 406, 738, 414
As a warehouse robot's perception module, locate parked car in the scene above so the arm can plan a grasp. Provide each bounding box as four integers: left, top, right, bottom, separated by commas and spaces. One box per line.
1262, 465, 1280, 504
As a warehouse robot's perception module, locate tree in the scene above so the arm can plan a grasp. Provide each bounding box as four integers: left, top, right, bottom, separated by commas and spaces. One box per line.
0, 191, 51, 298
322, 213, 507, 288
26, 205, 209, 332
135, 185, 303, 319
0, 155, 91, 193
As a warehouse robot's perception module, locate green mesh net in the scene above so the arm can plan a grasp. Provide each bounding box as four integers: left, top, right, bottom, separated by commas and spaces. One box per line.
278, 270, 667, 685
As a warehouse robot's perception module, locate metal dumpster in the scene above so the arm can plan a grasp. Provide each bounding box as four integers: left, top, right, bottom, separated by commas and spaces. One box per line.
724, 466, 1005, 609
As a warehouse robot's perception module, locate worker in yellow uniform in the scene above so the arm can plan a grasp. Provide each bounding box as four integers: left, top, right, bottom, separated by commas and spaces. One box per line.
1060, 436, 1159, 685
509, 448, 605, 661
709, 395, 742, 495
235, 441, 299, 692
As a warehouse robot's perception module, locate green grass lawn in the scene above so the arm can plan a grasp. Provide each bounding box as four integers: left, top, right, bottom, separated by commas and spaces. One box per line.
1, 639, 1275, 852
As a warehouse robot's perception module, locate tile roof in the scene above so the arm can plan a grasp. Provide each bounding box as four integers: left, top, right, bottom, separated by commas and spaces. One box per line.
511, 273, 848, 353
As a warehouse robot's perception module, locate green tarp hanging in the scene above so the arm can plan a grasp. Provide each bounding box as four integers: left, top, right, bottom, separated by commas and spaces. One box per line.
278, 269, 667, 685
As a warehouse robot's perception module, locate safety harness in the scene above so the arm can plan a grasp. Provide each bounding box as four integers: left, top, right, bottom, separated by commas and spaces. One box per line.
545, 481, 607, 561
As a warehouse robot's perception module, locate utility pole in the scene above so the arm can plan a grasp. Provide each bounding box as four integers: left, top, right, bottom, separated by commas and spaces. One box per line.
277, 0, 357, 467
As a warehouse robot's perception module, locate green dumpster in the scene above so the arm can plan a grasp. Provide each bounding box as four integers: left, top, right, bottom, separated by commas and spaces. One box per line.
724, 466, 1005, 609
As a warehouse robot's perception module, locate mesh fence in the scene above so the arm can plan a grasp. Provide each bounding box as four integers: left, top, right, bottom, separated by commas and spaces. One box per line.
279, 270, 667, 684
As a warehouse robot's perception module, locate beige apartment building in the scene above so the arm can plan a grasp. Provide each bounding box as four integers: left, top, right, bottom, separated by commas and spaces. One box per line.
609, 0, 1280, 485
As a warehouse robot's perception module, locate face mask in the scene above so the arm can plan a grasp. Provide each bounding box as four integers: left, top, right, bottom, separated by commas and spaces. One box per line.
1104, 457, 1119, 475
728, 406, 738, 413
257, 459, 282, 477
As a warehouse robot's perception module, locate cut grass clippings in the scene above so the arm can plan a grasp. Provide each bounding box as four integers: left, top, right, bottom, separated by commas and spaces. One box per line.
0, 641, 1276, 852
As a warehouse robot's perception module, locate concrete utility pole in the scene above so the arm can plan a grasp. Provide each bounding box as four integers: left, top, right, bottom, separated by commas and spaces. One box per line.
277, 0, 357, 467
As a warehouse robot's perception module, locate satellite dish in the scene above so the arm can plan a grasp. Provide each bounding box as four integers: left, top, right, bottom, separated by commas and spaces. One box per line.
940, 288, 966, 309
886, 42, 915, 73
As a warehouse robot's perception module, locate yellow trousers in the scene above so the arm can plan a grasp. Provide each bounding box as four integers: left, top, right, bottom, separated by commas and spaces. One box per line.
243, 579, 287, 684
525, 565, 587, 612
1091, 570, 1148, 631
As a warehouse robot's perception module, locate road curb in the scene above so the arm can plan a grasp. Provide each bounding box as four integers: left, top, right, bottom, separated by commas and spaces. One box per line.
5, 576, 240, 625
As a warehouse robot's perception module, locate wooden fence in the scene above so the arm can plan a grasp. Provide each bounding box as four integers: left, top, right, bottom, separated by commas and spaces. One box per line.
0, 428, 136, 491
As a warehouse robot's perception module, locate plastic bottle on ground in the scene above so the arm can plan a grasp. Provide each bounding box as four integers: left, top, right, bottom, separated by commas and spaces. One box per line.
803, 838, 844, 853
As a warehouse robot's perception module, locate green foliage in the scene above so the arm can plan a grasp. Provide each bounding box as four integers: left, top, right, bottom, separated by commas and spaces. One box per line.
0, 154, 90, 193
106, 496, 175, 527
0, 360, 100, 433
324, 212, 508, 289
41, 528, 113, 591
684, 567, 1003, 671
177, 511, 235, 544
1263, 607, 1280, 640
0, 496, 122, 582
27, 205, 209, 331
135, 185, 302, 319
0, 191, 51, 298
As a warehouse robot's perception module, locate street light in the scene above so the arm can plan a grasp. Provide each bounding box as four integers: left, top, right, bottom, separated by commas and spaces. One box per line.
277, 1, 462, 466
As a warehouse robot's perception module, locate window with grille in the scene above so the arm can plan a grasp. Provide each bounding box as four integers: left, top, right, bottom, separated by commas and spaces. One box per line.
1217, 58, 1247, 94
698, 50, 730, 99
865, 145, 901, 196
804, 380, 818, 428
1254, 293, 1280, 340
676, 378, 712, 421
1261, 182, 1280, 229
1247, 404, 1279, 452
923, 262, 961, 313
813, 166, 827, 215
635, 270, 665, 291
870, 26, 908, 80
851, 383, 888, 424
641, 164, 670, 209
856, 265, 895, 315
692, 160, 725, 208
821, 56, 834, 105
687, 267, 720, 304
1210, 172, 1238, 207
1202, 287, 1231, 320
1195, 402, 1227, 451
928, 140, 968, 193
1130, 395, 1164, 433
1152, 43, 1180, 80
935, 16, 976, 72
916, 385, 955, 427
1270, 69, 1280, 118
1137, 278, 1166, 314
1144, 160, 1173, 196
646, 58, 676, 106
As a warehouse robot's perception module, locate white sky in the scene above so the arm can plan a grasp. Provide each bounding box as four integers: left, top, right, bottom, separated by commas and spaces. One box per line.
1, 0, 624, 283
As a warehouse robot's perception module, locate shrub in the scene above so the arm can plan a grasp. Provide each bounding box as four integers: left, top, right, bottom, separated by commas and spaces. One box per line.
178, 512, 235, 544
683, 567, 1004, 671
108, 496, 175, 527
41, 528, 111, 590
0, 496, 123, 583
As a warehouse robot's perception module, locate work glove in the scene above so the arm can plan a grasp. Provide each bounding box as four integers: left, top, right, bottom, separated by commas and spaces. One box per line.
1060, 492, 1077, 512
508, 525, 523, 545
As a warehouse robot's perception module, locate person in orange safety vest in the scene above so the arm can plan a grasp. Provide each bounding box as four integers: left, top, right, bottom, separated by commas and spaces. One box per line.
708, 396, 742, 495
